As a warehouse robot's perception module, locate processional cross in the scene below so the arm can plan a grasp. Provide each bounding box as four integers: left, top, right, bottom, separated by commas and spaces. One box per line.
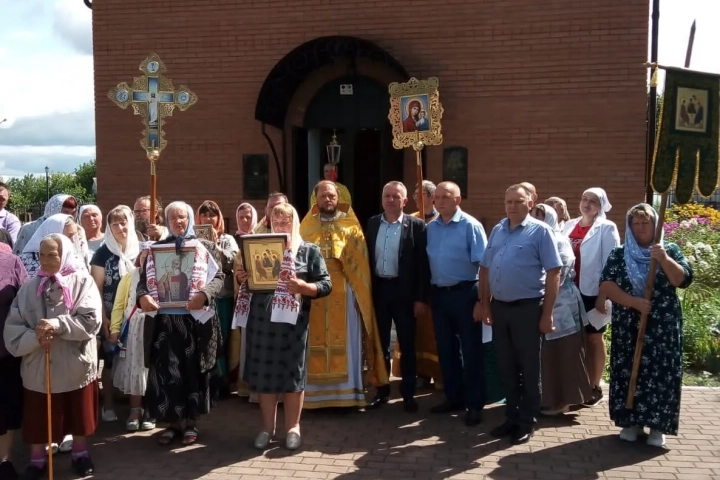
108, 54, 197, 233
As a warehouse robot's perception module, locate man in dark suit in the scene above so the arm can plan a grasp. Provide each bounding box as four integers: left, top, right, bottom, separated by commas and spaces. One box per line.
365, 181, 430, 412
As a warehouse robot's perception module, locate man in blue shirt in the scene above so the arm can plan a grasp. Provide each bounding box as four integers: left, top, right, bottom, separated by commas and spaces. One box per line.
426, 181, 487, 426
477, 183, 562, 444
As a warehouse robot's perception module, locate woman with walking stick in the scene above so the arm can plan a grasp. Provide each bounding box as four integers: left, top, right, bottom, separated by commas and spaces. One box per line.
599, 203, 693, 447
3, 234, 102, 479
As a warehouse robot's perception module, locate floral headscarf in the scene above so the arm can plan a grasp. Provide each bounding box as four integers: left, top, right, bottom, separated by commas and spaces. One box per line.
624, 203, 663, 297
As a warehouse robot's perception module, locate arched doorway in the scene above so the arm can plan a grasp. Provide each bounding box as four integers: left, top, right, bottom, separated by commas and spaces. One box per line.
293, 76, 404, 225
254, 36, 410, 226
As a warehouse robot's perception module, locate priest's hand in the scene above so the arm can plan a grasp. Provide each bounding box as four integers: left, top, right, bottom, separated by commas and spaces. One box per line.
188, 292, 208, 310
139, 294, 159, 312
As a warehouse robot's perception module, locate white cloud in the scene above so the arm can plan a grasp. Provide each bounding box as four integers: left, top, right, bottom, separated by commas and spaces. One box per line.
52, 0, 93, 55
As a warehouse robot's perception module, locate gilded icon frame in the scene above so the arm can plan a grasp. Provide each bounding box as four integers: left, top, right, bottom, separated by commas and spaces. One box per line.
388, 77, 444, 149
239, 234, 288, 293
194, 224, 214, 242
148, 243, 197, 309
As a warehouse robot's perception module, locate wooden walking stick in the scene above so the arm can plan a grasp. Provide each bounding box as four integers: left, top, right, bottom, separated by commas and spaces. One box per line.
44, 344, 54, 480
626, 21, 700, 409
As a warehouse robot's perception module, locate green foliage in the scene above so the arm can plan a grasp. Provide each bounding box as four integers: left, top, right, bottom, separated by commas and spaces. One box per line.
1, 160, 96, 212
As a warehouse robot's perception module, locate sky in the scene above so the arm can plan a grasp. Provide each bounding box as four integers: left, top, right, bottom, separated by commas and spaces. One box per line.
0, 0, 718, 179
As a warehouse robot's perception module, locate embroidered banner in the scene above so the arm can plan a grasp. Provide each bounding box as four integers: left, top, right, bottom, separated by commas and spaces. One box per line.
652, 68, 720, 203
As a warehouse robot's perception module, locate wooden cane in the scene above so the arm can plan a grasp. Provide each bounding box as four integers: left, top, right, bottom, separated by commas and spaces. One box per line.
626, 20, 695, 409
45, 344, 54, 480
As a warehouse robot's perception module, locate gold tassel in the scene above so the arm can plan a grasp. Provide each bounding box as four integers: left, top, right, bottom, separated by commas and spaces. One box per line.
650, 66, 659, 88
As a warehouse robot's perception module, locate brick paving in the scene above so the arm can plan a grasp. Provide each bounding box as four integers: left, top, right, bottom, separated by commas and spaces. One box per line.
11, 387, 720, 480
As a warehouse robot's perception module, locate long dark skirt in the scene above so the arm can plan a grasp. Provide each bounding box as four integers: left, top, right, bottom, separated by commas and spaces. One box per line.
23, 382, 98, 444
243, 293, 310, 393
146, 314, 212, 424
0, 355, 23, 435
541, 331, 593, 409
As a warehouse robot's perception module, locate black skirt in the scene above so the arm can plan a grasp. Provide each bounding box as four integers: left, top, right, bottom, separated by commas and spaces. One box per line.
0, 355, 23, 435
243, 293, 310, 393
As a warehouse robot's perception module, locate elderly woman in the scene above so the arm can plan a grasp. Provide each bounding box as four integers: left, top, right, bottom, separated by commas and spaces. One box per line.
137, 201, 224, 446
13, 194, 78, 255
530, 204, 592, 415
234, 203, 331, 451
600, 203, 692, 447
79, 205, 104, 259
0, 236, 28, 480
90, 206, 140, 424
196, 200, 239, 389
20, 214, 83, 278
563, 187, 620, 406
544, 196, 571, 232
4, 234, 102, 479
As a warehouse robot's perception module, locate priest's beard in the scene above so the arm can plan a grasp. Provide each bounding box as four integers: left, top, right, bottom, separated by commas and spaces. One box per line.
135, 218, 149, 234
318, 203, 337, 217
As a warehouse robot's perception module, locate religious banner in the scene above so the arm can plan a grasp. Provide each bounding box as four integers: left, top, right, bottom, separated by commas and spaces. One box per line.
388, 77, 444, 149
651, 67, 720, 204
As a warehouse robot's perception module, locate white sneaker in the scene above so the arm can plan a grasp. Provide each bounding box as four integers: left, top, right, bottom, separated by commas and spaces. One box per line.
619, 426, 644, 442
58, 434, 73, 453
45, 443, 59, 455
102, 407, 118, 422
647, 429, 666, 447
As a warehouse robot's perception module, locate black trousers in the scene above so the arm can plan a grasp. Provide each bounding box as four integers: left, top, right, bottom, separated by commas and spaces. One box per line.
491, 297, 543, 427
374, 277, 417, 400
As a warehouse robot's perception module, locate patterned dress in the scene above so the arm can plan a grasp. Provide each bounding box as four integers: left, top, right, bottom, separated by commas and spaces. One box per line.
600, 242, 693, 435
243, 242, 332, 393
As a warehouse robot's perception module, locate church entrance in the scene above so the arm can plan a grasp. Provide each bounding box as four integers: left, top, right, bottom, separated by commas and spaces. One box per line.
291, 76, 404, 226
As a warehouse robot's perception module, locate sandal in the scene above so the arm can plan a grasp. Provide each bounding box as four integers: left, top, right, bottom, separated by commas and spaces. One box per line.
182, 427, 199, 446
157, 428, 179, 446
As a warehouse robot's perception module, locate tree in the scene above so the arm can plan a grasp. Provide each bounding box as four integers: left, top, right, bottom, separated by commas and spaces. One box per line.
1, 160, 96, 213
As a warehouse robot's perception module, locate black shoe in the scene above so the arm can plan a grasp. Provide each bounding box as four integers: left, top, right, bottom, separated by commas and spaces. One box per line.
18, 465, 46, 480
464, 408, 482, 426
490, 421, 517, 438
583, 386, 604, 407
511, 425, 534, 445
429, 401, 464, 414
72, 456, 95, 477
0, 461, 18, 480
366, 394, 389, 410
403, 398, 419, 413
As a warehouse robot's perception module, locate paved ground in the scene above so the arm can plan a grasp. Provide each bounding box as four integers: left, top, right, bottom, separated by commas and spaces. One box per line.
11, 386, 720, 480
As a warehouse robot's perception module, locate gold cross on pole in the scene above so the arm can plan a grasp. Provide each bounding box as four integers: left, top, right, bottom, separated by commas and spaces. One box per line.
108, 53, 198, 239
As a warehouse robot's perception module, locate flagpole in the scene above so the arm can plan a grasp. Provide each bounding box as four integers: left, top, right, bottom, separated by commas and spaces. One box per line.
645, 0, 660, 204
626, 20, 696, 409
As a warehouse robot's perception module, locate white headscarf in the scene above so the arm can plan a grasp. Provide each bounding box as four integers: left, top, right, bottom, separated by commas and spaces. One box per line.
583, 187, 612, 219
270, 205, 302, 256
538, 204, 574, 267
103, 205, 140, 277
79, 204, 101, 222
22, 213, 73, 254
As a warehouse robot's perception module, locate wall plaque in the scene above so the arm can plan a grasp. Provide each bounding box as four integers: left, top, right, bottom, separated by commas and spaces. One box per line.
443, 146, 468, 199
243, 154, 269, 200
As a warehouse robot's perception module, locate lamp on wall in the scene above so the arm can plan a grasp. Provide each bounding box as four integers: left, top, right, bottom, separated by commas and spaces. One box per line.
326, 129, 341, 165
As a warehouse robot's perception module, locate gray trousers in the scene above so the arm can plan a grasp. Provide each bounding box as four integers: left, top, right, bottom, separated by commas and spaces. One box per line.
491, 298, 543, 427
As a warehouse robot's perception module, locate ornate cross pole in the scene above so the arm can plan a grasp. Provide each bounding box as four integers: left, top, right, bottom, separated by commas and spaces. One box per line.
108, 54, 197, 237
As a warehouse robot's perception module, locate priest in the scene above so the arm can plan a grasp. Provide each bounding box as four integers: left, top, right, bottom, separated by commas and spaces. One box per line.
299, 180, 386, 408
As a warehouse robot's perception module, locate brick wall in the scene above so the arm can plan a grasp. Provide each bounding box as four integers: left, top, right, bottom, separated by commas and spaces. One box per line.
92, 0, 649, 233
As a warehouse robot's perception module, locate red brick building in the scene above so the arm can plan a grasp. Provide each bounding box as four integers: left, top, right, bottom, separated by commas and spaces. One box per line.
92, 0, 649, 229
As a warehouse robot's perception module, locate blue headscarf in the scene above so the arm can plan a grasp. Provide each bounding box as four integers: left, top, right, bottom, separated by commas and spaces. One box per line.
165, 201, 196, 254
623, 203, 663, 297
